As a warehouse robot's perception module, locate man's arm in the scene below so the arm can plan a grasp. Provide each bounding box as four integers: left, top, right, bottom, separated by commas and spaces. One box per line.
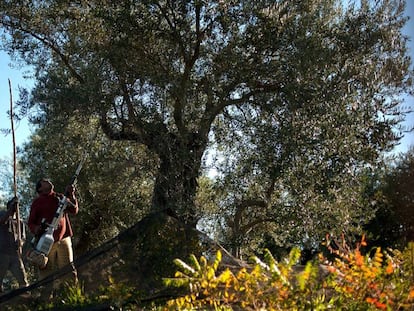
65, 184, 79, 215
27, 200, 41, 235
0, 211, 11, 224
0, 197, 18, 224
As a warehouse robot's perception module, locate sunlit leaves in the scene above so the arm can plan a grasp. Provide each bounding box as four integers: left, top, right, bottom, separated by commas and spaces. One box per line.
1, 0, 413, 252
326, 241, 414, 310
164, 241, 414, 310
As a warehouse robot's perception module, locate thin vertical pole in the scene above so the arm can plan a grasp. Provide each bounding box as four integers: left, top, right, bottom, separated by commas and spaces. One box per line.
8, 79, 22, 254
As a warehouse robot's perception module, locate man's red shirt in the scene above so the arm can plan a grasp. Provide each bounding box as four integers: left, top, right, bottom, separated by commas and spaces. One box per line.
28, 191, 78, 242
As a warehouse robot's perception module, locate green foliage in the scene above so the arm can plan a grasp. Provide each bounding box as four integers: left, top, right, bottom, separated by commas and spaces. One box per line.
1, 0, 413, 259
19, 282, 92, 310
14, 278, 138, 310
365, 147, 414, 249
164, 248, 325, 310
62, 282, 88, 305
96, 276, 138, 309
17, 117, 154, 253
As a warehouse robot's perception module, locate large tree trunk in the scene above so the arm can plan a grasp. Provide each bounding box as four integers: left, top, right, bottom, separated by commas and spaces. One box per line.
151, 132, 207, 227
100, 110, 210, 228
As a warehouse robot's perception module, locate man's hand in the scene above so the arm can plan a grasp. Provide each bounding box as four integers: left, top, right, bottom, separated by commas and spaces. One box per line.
65, 184, 76, 197
35, 219, 49, 236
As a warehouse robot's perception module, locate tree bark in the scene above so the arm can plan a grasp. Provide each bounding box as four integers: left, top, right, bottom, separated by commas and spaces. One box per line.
151, 132, 207, 227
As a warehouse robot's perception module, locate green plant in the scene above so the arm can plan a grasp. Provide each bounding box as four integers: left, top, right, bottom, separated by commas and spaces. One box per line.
97, 276, 138, 309
164, 248, 326, 310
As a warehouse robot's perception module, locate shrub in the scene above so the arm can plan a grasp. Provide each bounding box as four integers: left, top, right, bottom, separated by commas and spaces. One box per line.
327, 241, 414, 310
164, 241, 414, 310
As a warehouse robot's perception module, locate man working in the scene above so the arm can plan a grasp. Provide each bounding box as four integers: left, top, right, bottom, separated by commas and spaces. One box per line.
28, 178, 78, 295
0, 197, 29, 292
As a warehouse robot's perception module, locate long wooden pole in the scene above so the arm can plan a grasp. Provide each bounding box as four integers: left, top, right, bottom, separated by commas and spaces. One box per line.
8, 79, 22, 254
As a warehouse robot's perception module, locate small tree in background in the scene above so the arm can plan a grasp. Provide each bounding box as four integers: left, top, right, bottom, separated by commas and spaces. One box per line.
365, 147, 414, 249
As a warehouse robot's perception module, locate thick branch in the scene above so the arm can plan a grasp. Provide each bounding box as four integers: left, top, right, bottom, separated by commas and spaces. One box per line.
99, 111, 142, 142
233, 199, 267, 232
240, 217, 277, 235
99, 108, 170, 154
201, 81, 283, 135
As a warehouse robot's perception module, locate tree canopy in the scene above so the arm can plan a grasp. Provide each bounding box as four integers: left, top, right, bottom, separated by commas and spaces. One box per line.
364, 147, 414, 249
1, 0, 413, 255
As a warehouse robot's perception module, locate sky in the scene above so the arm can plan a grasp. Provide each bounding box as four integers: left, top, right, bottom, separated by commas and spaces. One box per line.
395, 0, 414, 154
0, 56, 34, 160
0, 2, 413, 161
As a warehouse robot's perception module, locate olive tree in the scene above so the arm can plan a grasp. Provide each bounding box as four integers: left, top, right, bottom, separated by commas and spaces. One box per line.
1, 0, 412, 246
